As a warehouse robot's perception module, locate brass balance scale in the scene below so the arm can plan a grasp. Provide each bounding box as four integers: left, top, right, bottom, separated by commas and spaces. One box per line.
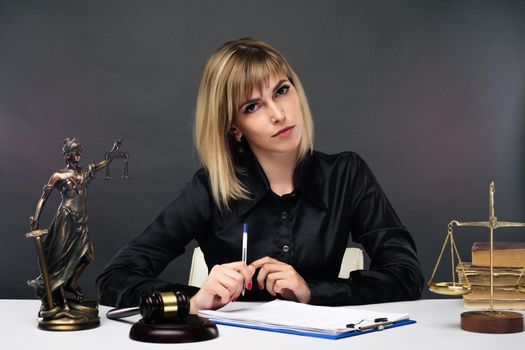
428, 182, 525, 333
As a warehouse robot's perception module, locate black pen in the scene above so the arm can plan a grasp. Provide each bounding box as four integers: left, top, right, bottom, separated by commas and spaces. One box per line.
356, 320, 393, 332
346, 318, 392, 331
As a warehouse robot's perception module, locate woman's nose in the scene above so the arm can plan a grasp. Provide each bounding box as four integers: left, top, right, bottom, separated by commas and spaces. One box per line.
268, 101, 285, 124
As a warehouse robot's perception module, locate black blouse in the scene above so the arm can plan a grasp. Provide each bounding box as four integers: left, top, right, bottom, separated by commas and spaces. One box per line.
97, 149, 424, 308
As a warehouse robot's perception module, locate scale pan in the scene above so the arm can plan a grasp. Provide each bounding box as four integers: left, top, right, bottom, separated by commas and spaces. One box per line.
428, 282, 472, 295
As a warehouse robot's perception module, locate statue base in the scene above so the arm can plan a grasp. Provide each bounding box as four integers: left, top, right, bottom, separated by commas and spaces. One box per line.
38, 299, 100, 331
461, 310, 524, 333
130, 315, 219, 343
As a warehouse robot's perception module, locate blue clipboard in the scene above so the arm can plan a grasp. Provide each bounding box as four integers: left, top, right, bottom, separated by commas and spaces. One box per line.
211, 319, 416, 340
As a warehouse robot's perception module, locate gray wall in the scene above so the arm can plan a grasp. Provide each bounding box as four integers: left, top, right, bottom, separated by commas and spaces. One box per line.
1, 0, 525, 300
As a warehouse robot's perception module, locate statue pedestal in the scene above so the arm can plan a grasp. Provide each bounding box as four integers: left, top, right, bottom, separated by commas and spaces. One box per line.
38, 299, 99, 331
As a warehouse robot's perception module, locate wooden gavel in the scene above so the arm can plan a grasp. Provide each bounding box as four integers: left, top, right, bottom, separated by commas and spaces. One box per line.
106, 291, 190, 322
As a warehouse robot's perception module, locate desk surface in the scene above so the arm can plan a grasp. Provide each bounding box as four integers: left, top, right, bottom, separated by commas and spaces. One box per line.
3, 299, 524, 349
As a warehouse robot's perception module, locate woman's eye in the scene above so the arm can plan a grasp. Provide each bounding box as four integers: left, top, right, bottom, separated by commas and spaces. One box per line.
276, 85, 290, 96
244, 103, 258, 113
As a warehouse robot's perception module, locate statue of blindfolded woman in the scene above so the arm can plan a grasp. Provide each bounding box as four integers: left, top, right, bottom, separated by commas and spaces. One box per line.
27, 137, 123, 330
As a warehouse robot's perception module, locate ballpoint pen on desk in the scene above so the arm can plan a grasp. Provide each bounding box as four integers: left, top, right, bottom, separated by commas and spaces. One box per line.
346, 318, 393, 332
356, 321, 393, 332
242, 223, 248, 297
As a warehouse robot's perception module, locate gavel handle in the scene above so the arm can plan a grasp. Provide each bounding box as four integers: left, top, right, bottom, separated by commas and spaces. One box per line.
106, 306, 140, 320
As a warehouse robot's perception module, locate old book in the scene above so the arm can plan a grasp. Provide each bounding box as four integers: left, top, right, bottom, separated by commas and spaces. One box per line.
456, 262, 525, 287
458, 267, 525, 310
472, 242, 525, 268
463, 299, 525, 310
463, 286, 525, 310
463, 287, 525, 300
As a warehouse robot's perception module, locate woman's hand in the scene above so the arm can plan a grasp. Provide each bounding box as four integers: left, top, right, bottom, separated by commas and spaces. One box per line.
250, 257, 311, 304
29, 216, 38, 231
189, 262, 255, 314
111, 138, 123, 152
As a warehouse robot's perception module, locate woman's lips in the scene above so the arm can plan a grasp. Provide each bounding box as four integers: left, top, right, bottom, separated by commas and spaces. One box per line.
272, 125, 295, 137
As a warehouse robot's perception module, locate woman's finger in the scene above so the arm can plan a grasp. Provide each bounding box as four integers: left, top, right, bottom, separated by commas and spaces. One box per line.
257, 263, 290, 290
265, 271, 291, 296
221, 268, 247, 296
222, 261, 256, 290
209, 267, 243, 295
272, 275, 300, 294
250, 256, 284, 269
207, 279, 232, 304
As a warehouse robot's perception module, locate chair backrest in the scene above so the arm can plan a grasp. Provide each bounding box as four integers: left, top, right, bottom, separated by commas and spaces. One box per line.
188, 246, 364, 288
337, 247, 364, 278
188, 246, 209, 288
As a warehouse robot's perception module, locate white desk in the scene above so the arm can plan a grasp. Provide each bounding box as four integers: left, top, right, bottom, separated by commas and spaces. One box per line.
2, 299, 524, 350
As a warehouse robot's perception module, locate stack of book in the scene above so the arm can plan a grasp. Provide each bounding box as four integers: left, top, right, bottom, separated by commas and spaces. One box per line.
457, 242, 525, 310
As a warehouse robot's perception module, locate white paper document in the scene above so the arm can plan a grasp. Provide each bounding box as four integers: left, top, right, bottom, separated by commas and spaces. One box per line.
199, 299, 410, 336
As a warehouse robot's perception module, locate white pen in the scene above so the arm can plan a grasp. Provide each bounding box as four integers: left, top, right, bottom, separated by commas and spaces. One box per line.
242, 223, 248, 297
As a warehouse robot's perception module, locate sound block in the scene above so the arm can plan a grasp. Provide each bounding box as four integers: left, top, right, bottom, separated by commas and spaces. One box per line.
461, 311, 524, 333
129, 315, 219, 343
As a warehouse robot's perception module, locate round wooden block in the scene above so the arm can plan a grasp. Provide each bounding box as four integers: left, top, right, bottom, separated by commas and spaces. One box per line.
461, 311, 524, 334
129, 315, 219, 343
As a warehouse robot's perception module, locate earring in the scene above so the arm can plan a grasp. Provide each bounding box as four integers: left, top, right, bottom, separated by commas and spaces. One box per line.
231, 127, 242, 142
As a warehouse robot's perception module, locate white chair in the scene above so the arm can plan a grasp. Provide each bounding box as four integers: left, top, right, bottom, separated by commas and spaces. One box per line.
188, 246, 209, 288
188, 246, 364, 287
337, 247, 364, 278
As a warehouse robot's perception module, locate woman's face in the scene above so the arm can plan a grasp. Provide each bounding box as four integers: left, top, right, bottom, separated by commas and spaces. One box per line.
233, 73, 303, 159
67, 151, 82, 164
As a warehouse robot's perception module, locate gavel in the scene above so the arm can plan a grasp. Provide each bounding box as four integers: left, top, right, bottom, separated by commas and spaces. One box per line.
106, 290, 218, 343
106, 291, 190, 322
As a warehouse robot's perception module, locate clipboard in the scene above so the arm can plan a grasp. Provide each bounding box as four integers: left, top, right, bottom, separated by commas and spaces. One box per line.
211, 319, 417, 340
199, 300, 415, 340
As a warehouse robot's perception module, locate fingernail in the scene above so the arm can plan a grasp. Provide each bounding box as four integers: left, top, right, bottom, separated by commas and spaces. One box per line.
231, 297, 237, 302
247, 283, 252, 291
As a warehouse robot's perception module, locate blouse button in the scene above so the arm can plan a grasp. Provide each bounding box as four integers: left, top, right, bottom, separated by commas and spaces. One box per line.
280, 211, 288, 220
282, 245, 290, 253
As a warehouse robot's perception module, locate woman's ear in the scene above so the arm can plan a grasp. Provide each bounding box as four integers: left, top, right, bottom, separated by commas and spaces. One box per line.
230, 126, 243, 142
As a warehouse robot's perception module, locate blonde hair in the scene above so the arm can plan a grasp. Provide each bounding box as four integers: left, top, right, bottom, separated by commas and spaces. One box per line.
194, 38, 314, 209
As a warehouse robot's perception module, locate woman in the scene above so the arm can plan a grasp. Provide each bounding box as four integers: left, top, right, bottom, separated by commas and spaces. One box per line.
97, 39, 424, 314
30, 137, 121, 312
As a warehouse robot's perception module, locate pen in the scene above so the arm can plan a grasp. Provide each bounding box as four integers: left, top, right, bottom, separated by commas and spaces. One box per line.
356, 320, 393, 332
346, 318, 391, 331
242, 223, 248, 297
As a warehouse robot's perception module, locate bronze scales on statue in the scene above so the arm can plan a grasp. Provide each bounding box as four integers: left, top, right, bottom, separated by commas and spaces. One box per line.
428, 181, 525, 333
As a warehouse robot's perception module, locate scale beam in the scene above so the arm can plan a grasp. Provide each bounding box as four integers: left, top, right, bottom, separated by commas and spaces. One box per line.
452, 221, 525, 229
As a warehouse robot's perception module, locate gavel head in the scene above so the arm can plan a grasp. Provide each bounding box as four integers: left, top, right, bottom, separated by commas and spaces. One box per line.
139, 291, 190, 323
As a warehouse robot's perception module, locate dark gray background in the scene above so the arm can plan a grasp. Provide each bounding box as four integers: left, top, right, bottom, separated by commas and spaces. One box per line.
1, 0, 525, 300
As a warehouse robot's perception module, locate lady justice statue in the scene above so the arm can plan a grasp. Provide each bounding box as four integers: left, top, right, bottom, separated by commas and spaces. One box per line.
27, 137, 126, 330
